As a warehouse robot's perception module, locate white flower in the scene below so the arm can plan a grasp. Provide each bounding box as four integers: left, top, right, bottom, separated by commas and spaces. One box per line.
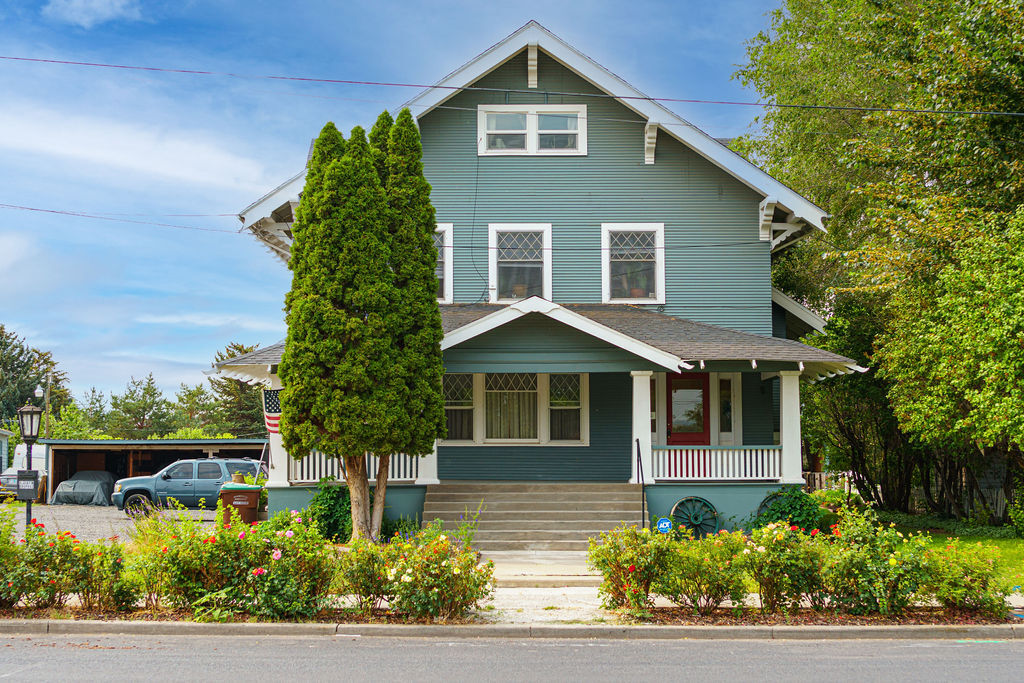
742, 548, 751, 554
757, 546, 766, 553
402, 575, 413, 583
439, 534, 447, 542
453, 567, 461, 575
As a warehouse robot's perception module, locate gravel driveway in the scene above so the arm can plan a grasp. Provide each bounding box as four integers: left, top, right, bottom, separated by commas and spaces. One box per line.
11, 504, 219, 542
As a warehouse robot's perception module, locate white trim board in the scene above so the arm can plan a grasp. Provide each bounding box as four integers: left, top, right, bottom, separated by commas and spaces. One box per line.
772, 288, 827, 333
400, 21, 829, 238
441, 296, 691, 372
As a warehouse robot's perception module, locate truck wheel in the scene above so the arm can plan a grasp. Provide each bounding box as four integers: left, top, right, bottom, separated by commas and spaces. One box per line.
124, 492, 153, 517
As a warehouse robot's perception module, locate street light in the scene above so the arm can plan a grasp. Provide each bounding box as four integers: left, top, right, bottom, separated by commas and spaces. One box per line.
16, 404, 43, 532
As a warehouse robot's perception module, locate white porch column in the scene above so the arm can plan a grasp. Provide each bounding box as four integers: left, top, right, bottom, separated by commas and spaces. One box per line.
264, 376, 289, 487
630, 371, 654, 484
779, 370, 804, 484
415, 441, 440, 485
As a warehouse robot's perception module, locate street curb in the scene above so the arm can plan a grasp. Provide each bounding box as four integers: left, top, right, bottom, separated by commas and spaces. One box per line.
0, 620, 1018, 640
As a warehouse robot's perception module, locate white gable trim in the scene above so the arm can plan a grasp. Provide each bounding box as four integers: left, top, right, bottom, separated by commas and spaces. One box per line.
400, 21, 828, 233
772, 288, 827, 333
240, 171, 304, 230
441, 296, 690, 372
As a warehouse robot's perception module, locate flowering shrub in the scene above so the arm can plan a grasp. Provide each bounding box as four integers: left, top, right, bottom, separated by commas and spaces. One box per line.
587, 524, 675, 612
753, 487, 829, 532
138, 505, 335, 620
821, 509, 930, 615
73, 540, 139, 611
0, 507, 22, 608
740, 523, 827, 613
922, 539, 1008, 618
18, 522, 84, 608
654, 529, 747, 615
335, 538, 392, 612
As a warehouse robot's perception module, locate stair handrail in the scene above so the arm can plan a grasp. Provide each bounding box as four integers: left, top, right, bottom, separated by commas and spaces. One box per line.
635, 438, 647, 529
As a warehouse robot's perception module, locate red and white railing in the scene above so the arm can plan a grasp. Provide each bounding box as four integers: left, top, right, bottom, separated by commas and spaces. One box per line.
288, 451, 420, 485
651, 446, 782, 481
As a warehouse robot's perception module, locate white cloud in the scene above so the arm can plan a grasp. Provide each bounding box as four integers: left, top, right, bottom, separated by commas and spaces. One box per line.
0, 103, 273, 193
0, 233, 34, 272
136, 313, 284, 333
42, 0, 141, 29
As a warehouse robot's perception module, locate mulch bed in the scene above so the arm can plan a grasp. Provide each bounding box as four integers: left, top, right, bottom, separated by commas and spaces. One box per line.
0, 607, 468, 625
641, 606, 1018, 626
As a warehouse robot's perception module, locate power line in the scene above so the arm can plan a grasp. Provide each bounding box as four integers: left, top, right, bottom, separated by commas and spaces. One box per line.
0, 203, 241, 234
3, 54, 1023, 118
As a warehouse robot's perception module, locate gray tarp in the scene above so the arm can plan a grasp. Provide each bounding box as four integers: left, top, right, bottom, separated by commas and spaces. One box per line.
48, 470, 115, 506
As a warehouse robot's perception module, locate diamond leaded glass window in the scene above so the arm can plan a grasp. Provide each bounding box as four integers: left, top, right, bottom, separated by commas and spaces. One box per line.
496, 231, 544, 300
609, 230, 657, 300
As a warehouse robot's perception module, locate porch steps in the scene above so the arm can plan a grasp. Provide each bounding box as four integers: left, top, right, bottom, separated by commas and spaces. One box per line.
422, 481, 645, 552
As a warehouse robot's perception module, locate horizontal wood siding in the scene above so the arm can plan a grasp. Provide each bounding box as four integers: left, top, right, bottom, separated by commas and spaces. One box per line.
420, 49, 772, 335
443, 314, 663, 373
437, 371, 631, 481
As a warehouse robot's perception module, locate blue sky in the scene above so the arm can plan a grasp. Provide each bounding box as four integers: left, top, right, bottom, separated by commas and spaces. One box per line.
0, 0, 779, 402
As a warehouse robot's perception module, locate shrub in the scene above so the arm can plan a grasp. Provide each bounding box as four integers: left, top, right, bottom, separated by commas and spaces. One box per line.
876, 510, 1018, 539
307, 477, 352, 542
19, 522, 85, 608
385, 524, 494, 620
822, 508, 930, 615
335, 538, 391, 613
922, 539, 1009, 618
74, 540, 139, 611
810, 488, 866, 512
740, 522, 827, 613
753, 487, 828, 532
654, 529, 747, 616
1008, 480, 1024, 539
587, 524, 675, 613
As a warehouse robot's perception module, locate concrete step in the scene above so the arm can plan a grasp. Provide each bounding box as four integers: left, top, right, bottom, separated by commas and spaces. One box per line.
437, 519, 636, 531
460, 530, 612, 541
424, 492, 642, 503
473, 540, 592, 551
422, 510, 642, 522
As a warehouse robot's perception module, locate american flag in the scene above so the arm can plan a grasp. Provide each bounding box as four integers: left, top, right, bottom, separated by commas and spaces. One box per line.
263, 389, 281, 434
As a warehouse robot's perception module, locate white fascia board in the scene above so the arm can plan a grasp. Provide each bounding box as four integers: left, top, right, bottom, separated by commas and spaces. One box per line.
401, 21, 829, 232
772, 288, 827, 333
440, 296, 687, 372
239, 172, 305, 229
209, 365, 273, 386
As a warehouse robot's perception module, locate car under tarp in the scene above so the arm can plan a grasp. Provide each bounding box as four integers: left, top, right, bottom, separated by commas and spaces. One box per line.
48, 470, 115, 506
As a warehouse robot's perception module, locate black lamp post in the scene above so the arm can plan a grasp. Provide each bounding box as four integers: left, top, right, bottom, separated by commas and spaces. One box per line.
16, 404, 43, 532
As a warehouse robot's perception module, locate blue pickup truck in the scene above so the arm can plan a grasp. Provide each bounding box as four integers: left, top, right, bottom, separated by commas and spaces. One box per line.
112, 458, 264, 513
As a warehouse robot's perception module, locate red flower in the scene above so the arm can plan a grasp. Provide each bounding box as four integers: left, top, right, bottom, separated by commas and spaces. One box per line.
810, 529, 819, 537
627, 564, 636, 573
833, 530, 841, 537
161, 546, 168, 553
30, 518, 36, 524
790, 525, 799, 531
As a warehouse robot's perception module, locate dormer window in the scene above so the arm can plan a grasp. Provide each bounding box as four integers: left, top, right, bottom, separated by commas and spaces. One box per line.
478, 105, 587, 156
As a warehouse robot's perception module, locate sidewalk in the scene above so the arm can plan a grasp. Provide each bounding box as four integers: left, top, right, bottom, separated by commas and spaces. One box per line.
485, 551, 599, 588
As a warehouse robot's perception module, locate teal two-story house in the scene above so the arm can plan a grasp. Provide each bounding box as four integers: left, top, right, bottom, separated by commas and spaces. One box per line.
215, 22, 859, 547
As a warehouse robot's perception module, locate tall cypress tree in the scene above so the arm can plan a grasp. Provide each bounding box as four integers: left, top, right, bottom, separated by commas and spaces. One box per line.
280, 124, 400, 539
368, 110, 394, 185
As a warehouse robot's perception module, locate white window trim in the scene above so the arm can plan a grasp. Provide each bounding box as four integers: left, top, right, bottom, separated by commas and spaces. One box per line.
600, 223, 666, 305
435, 223, 454, 304
439, 373, 590, 447
708, 372, 743, 446
488, 223, 552, 303
477, 104, 588, 156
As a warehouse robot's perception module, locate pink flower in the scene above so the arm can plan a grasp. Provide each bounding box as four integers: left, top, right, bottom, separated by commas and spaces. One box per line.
238, 531, 246, 540
252, 567, 265, 576
285, 530, 294, 538
272, 549, 282, 561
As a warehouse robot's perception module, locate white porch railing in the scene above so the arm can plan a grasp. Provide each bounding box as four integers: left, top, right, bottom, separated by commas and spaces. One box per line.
651, 446, 782, 481
287, 451, 419, 485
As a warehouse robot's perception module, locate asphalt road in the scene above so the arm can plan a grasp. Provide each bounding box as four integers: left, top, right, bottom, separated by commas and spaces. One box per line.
0, 635, 1021, 682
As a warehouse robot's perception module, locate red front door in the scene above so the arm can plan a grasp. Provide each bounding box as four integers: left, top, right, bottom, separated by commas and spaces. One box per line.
666, 373, 710, 445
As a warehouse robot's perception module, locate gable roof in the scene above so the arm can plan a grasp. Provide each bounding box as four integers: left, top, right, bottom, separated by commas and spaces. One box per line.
400, 21, 828, 238
214, 298, 861, 383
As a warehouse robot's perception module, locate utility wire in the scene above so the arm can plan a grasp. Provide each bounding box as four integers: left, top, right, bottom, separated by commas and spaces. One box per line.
0, 203, 239, 234
3, 54, 1023, 118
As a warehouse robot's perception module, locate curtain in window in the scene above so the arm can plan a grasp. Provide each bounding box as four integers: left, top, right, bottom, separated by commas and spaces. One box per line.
485, 373, 538, 439
443, 374, 474, 440
433, 231, 445, 299
549, 373, 581, 440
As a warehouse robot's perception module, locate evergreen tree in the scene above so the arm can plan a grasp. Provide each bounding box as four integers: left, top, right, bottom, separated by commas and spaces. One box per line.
368, 110, 394, 185
208, 343, 264, 436
107, 374, 174, 438
173, 383, 224, 434
280, 123, 403, 539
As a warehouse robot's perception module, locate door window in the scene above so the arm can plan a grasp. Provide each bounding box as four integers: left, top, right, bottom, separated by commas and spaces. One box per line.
165, 462, 194, 479
197, 462, 222, 479
667, 373, 710, 445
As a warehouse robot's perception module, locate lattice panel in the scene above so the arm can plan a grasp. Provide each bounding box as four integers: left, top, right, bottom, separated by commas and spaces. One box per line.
549, 374, 581, 407
443, 374, 474, 406
497, 231, 544, 262
485, 373, 537, 392
610, 231, 656, 260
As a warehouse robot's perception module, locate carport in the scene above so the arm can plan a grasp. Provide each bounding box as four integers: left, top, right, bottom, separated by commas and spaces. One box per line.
41, 438, 268, 501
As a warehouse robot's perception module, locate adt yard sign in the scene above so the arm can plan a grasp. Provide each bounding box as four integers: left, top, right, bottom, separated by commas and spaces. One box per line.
656, 517, 673, 534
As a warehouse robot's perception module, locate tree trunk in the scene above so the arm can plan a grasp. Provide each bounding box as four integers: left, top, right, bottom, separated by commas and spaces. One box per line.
370, 453, 391, 541
345, 454, 372, 540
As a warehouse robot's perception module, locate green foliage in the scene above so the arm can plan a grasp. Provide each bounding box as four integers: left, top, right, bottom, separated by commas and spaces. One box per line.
335, 538, 391, 612
107, 374, 175, 439
821, 509, 931, 616
0, 324, 71, 424
0, 506, 22, 608
148, 427, 235, 440
172, 383, 223, 434
876, 510, 1018, 540
810, 488, 866, 512
922, 539, 1009, 618
752, 487, 829, 532
46, 403, 112, 440
208, 343, 266, 437
587, 525, 675, 614
654, 530, 748, 616
1009, 481, 1024, 538
306, 477, 353, 542
742, 522, 829, 613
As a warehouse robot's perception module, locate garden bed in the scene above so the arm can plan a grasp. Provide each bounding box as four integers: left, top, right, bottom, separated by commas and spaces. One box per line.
640, 606, 1016, 626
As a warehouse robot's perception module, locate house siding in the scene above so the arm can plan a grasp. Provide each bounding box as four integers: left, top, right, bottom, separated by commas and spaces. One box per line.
437, 371, 632, 481
420, 49, 773, 334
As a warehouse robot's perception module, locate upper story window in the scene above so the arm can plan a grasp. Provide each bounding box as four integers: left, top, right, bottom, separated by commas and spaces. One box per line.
477, 105, 588, 156
435, 223, 453, 304
488, 224, 552, 303
601, 223, 665, 304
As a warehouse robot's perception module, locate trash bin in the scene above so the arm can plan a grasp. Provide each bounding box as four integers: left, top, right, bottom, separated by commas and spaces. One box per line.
219, 483, 262, 525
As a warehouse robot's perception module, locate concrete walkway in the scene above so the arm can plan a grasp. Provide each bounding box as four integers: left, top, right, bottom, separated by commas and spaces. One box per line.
484, 551, 599, 587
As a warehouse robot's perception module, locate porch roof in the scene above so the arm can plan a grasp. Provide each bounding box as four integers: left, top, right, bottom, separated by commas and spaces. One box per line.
212, 299, 861, 383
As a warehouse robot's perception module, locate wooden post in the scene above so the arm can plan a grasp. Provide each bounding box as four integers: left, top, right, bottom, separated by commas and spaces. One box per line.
779, 370, 804, 484
631, 371, 654, 484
